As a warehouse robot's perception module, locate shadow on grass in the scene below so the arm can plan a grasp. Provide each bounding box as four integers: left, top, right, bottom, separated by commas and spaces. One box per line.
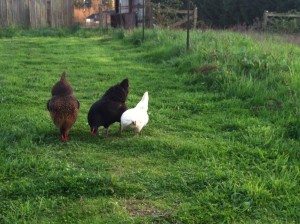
33, 126, 140, 147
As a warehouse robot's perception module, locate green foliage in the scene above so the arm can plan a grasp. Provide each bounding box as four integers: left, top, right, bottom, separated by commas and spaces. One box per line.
0, 28, 299, 223
267, 17, 300, 33
0, 26, 19, 38
112, 29, 126, 40
0, 27, 118, 38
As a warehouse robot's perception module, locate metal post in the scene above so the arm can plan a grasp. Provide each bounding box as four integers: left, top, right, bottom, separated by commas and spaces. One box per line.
142, 0, 145, 41
186, 0, 191, 51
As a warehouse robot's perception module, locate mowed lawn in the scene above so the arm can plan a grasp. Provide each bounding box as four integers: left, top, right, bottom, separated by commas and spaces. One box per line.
0, 29, 299, 223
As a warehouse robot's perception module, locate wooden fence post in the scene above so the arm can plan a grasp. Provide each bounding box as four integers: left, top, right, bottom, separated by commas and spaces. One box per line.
193, 7, 197, 29
186, 0, 190, 51
142, 0, 145, 41
263, 11, 268, 29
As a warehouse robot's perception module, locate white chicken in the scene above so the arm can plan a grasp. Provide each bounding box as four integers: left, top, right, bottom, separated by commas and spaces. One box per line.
120, 92, 149, 134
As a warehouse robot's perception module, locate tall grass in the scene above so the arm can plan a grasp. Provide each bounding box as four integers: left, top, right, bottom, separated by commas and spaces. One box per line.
0, 27, 299, 223
0, 26, 121, 38
126, 28, 300, 140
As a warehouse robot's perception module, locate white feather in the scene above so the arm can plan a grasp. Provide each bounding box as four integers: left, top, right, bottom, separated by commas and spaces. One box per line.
121, 92, 149, 133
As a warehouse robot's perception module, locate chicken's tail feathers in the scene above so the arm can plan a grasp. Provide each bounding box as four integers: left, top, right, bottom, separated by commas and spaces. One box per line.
136, 91, 149, 111
120, 78, 129, 89
142, 92, 148, 101
60, 71, 67, 81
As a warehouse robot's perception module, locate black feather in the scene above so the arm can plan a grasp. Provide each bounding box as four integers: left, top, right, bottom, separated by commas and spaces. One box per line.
47, 100, 51, 111
87, 79, 129, 133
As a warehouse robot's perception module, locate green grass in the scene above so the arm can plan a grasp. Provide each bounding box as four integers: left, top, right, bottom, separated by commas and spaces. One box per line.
0, 28, 299, 223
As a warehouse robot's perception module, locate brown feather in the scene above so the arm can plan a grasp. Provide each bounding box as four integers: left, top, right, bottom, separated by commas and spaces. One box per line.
47, 72, 79, 141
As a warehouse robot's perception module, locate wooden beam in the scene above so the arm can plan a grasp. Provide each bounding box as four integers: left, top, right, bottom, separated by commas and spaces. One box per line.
266, 12, 300, 18
193, 7, 197, 29
170, 17, 188, 28
263, 10, 268, 29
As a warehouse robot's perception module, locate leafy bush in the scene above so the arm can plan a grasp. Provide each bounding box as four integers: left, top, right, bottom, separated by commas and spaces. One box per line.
267, 18, 300, 33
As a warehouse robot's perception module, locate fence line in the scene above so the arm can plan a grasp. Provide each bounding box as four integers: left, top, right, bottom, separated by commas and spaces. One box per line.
0, 0, 73, 28
169, 8, 198, 29
154, 4, 198, 29
263, 11, 300, 29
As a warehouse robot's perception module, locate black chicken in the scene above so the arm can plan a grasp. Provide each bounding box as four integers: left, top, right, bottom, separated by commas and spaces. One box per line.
88, 78, 129, 137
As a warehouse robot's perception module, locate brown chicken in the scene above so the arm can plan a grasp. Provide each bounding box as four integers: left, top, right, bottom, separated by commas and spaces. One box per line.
47, 72, 80, 142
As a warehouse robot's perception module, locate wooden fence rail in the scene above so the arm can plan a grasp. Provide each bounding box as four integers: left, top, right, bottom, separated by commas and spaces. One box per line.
153, 3, 198, 29
263, 11, 300, 29
170, 7, 198, 29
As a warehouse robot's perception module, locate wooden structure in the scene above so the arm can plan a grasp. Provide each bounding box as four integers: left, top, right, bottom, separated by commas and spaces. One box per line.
0, 0, 73, 28
170, 7, 198, 29
48, 0, 73, 28
154, 4, 198, 29
263, 11, 300, 29
112, 0, 152, 28
74, 0, 102, 24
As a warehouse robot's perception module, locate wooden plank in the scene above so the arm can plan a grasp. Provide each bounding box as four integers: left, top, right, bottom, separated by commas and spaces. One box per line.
11, 0, 17, 25
0, 0, 72, 28
267, 12, 300, 18
60, 0, 64, 27
55, 0, 61, 27
29, 0, 36, 28
193, 7, 197, 29
0, 0, 8, 27
41, 0, 47, 27
51, 0, 58, 27
6, 0, 12, 26
29, 0, 46, 28
170, 17, 188, 28
20, 0, 30, 27
263, 10, 268, 29
176, 10, 189, 14
63, 0, 68, 27
64, 0, 68, 26
68, 0, 74, 27
264, 11, 300, 29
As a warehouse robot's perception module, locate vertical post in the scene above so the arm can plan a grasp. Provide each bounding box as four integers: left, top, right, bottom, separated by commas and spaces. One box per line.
6, 0, 9, 26
186, 0, 190, 51
99, 0, 102, 28
98, 0, 104, 29
193, 7, 197, 29
105, 11, 108, 30
142, 0, 145, 41
263, 10, 268, 30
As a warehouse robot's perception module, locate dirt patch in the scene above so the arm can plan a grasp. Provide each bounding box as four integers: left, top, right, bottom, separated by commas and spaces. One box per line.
124, 199, 172, 218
